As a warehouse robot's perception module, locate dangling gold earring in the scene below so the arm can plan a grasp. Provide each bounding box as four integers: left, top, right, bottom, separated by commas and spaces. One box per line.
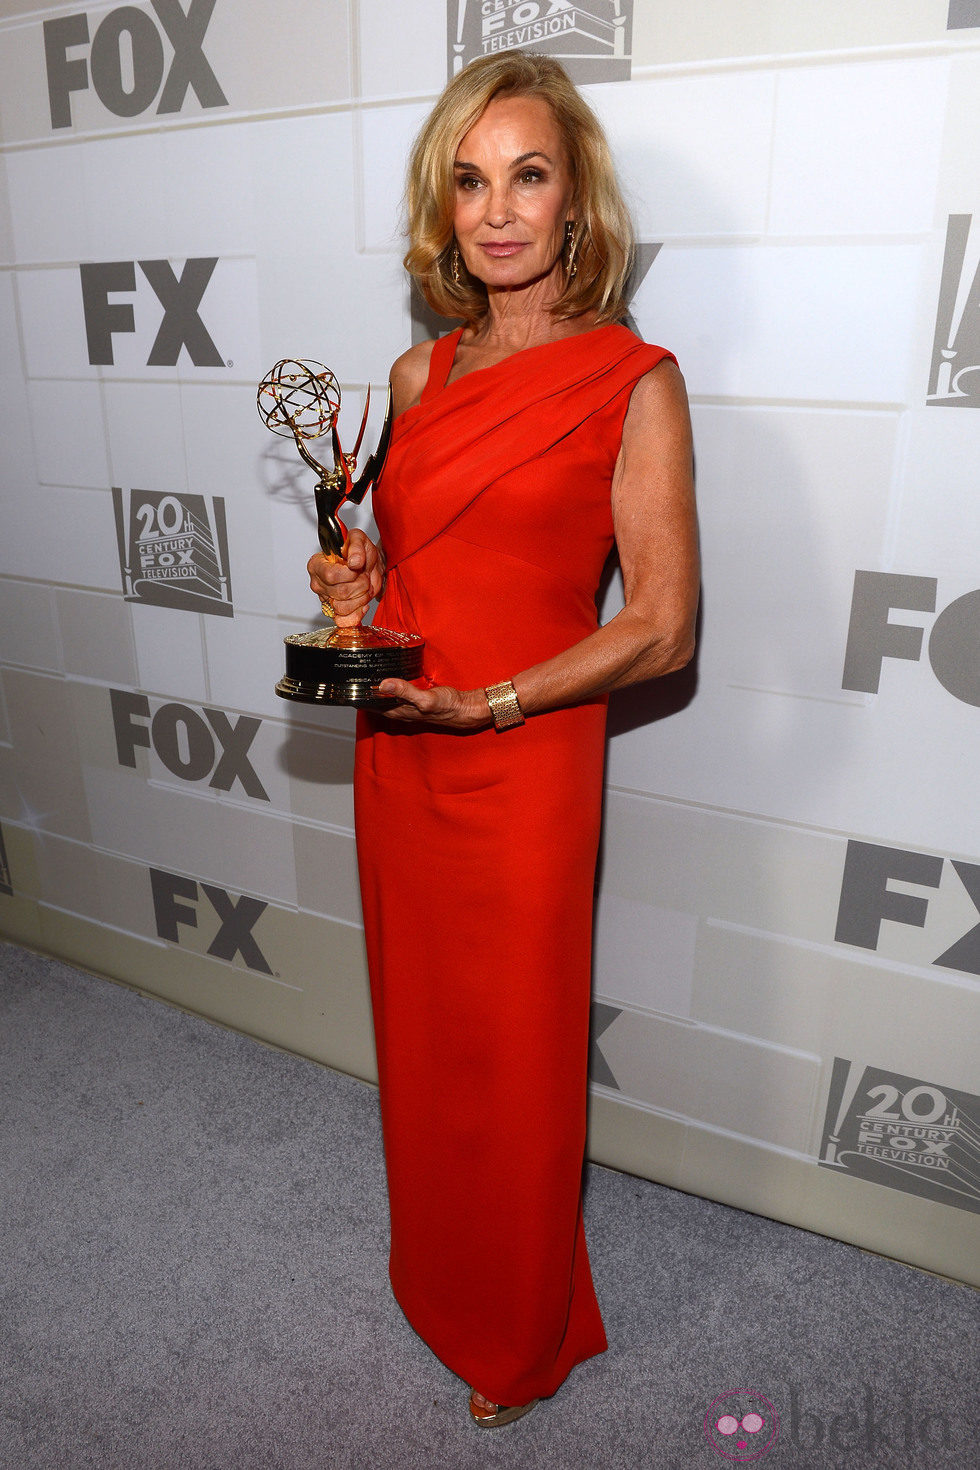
452, 244, 461, 286
564, 221, 578, 279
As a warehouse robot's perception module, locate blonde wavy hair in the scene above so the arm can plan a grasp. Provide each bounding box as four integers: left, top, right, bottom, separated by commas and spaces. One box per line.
404, 51, 634, 327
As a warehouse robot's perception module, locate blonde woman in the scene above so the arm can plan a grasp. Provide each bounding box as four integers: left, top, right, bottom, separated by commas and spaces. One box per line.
311, 50, 699, 1428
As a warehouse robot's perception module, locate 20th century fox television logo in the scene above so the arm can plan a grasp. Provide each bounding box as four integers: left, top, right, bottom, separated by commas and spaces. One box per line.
112, 487, 233, 617
448, 1, 632, 83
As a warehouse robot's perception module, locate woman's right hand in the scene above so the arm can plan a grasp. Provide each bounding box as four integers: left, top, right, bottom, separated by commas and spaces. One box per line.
308, 528, 384, 628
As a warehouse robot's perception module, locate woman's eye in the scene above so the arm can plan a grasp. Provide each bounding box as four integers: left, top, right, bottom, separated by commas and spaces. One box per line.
457, 175, 483, 191
518, 169, 542, 184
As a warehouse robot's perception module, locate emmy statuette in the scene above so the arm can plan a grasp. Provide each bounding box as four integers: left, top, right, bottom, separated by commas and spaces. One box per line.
258, 359, 424, 706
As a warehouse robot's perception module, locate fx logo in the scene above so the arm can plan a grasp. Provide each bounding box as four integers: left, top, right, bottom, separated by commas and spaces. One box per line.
80, 258, 225, 367
151, 867, 272, 974
111, 689, 269, 800
44, 0, 227, 130
842, 570, 980, 707
835, 840, 980, 977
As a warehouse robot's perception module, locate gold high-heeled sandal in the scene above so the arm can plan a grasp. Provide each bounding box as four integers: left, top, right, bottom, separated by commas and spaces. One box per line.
468, 1387, 539, 1428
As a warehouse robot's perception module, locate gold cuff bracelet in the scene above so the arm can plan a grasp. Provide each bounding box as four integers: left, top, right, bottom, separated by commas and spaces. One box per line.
484, 680, 525, 732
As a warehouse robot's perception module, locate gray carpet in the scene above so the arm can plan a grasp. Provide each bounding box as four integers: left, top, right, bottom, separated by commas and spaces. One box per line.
1, 943, 976, 1470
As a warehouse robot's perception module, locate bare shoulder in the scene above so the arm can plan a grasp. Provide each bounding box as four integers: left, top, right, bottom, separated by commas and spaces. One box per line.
390, 340, 437, 416
627, 356, 689, 418
621, 356, 692, 454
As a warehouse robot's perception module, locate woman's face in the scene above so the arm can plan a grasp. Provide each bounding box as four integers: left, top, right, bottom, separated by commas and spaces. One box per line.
452, 94, 575, 295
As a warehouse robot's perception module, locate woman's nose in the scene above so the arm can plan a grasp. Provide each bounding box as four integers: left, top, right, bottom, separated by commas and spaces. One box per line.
484, 185, 514, 228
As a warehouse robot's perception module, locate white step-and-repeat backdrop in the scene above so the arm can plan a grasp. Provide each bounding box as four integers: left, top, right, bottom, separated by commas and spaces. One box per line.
1, 0, 978, 1284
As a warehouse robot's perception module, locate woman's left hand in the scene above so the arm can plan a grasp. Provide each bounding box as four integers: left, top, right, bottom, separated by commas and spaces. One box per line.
375, 680, 491, 730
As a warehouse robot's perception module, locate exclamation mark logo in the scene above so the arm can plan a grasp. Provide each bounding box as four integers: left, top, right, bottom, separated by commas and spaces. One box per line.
452, 1, 468, 73
820, 1057, 866, 1167
928, 214, 980, 405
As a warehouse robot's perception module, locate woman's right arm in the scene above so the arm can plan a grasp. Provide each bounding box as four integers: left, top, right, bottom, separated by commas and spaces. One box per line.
307, 340, 436, 624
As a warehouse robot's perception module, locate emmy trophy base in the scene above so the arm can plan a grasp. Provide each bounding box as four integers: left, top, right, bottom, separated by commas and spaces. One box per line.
276, 625, 425, 708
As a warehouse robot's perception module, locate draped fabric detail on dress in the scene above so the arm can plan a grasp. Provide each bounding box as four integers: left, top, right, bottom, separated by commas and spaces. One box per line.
353, 324, 675, 1406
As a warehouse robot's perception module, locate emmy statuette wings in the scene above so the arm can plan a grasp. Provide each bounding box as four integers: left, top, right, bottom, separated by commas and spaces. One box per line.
257, 359, 424, 707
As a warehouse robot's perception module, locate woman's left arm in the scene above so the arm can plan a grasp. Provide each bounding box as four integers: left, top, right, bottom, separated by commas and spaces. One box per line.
377, 358, 700, 727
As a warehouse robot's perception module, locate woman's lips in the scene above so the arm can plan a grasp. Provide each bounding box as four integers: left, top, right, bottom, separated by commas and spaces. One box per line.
479, 242, 528, 257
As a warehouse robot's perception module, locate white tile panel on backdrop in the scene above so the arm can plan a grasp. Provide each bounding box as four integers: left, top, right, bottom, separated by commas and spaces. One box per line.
634, 242, 924, 404
896, 411, 980, 576
606, 658, 980, 857
0, 670, 91, 842
685, 405, 898, 695
358, 102, 432, 252
5, 485, 120, 591
593, 889, 698, 1019
0, 582, 62, 674
1, 0, 978, 1281
4, 144, 91, 262
632, 1, 955, 66
57, 589, 139, 686
357, 0, 446, 98
17, 267, 99, 379
176, 382, 280, 619
33, 831, 102, 923
202, 612, 305, 726
128, 599, 208, 704
589, 71, 775, 239
939, 52, 980, 197
102, 382, 187, 489
596, 1015, 821, 1156
246, 112, 409, 382
0, 150, 13, 258
6, 125, 261, 266
768, 59, 949, 238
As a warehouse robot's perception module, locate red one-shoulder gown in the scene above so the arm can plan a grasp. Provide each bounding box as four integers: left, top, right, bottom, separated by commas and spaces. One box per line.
354, 324, 675, 1407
